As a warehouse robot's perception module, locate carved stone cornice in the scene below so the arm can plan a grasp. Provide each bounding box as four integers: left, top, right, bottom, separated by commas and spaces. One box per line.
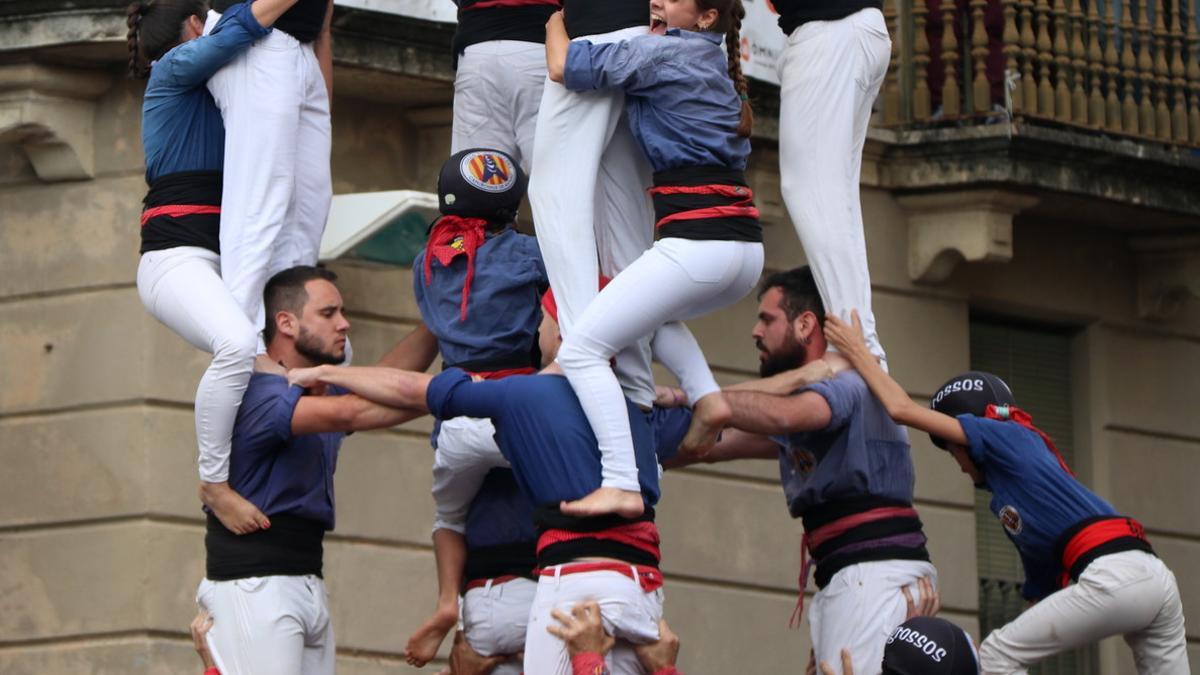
0, 63, 112, 182
898, 189, 1039, 283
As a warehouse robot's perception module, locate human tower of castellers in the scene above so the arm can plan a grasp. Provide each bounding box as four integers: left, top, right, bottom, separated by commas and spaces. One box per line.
126, 0, 1189, 671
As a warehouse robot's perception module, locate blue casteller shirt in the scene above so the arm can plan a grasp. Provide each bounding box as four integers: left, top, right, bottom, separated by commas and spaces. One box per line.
563, 29, 750, 172
413, 229, 549, 369
463, 404, 690, 551
465, 469, 538, 550
141, 2, 268, 183
960, 415, 1118, 600
224, 373, 347, 530
426, 371, 669, 507
772, 371, 915, 520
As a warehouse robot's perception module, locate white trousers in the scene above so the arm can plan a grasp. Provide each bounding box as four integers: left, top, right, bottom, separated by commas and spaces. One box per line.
430, 416, 510, 534
137, 247, 257, 482
778, 8, 891, 364
463, 577, 538, 675
524, 567, 664, 675
451, 40, 546, 169
808, 559, 939, 675
529, 25, 656, 408
207, 21, 332, 330
978, 550, 1189, 675
557, 238, 764, 491
197, 575, 335, 675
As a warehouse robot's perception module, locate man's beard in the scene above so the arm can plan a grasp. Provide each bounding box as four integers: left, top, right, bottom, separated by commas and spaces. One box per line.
757, 332, 805, 377
296, 327, 345, 366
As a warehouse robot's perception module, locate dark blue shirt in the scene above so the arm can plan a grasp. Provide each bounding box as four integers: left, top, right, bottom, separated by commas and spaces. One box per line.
413, 229, 549, 369
464, 469, 538, 550
426, 371, 663, 507
772, 371, 915, 519
563, 29, 750, 172
225, 373, 346, 530
141, 2, 268, 183
960, 415, 1118, 600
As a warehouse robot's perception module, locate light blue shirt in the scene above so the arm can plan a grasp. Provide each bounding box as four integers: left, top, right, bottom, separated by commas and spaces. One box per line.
563, 29, 749, 172
141, 2, 269, 183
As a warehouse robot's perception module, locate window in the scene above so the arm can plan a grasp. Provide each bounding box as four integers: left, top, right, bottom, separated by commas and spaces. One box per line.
319, 190, 439, 267
969, 318, 1095, 674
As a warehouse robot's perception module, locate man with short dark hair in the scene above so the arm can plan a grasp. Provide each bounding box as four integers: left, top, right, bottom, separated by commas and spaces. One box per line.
195, 266, 424, 675
686, 266, 937, 675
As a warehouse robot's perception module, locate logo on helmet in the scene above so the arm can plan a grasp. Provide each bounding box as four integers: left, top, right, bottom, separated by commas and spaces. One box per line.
460, 151, 516, 194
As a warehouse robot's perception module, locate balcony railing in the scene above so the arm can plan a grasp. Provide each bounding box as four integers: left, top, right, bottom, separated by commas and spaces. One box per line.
881, 0, 1200, 147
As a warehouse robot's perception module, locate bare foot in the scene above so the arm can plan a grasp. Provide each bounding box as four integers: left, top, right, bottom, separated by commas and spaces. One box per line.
404, 605, 458, 667
680, 391, 731, 457
560, 487, 645, 519
200, 482, 270, 535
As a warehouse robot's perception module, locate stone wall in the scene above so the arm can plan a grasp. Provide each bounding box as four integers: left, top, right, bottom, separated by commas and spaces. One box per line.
1, 56, 1198, 675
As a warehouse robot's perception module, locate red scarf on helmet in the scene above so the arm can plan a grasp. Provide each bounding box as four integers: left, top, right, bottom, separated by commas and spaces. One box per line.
984, 404, 1074, 476
423, 216, 489, 321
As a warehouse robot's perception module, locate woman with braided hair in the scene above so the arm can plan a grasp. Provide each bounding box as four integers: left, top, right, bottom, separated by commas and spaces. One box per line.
129, 0, 298, 536
543, 0, 763, 519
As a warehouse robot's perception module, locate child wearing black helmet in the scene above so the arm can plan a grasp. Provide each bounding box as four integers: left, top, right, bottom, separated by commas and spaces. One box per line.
824, 312, 1188, 675
405, 148, 549, 669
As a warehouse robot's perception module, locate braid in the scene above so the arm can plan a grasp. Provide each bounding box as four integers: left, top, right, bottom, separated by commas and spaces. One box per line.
126, 0, 149, 79
724, 0, 753, 137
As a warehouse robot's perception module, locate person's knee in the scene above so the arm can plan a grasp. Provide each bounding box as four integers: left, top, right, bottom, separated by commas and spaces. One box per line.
555, 337, 608, 372
977, 634, 1021, 674
213, 327, 258, 367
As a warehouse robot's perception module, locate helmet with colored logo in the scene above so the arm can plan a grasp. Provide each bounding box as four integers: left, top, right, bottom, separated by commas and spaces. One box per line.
437, 148, 527, 221
928, 371, 1016, 449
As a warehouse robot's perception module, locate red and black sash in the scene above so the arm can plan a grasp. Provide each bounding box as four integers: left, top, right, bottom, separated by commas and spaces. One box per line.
453, 0, 561, 57
1054, 515, 1154, 587
139, 170, 221, 255
534, 505, 660, 569
650, 166, 762, 243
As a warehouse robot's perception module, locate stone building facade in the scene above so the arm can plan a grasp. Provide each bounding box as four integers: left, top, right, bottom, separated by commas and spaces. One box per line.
2, 2, 1198, 673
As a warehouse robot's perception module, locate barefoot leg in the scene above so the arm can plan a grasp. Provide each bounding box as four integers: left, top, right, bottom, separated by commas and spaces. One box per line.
200, 481, 270, 535
560, 487, 645, 519
405, 529, 467, 666
680, 391, 731, 456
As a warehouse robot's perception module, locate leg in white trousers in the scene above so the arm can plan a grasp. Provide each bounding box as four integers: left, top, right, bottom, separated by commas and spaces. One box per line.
777, 8, 891, 365
529, 25, 657, 409
197, 575, 335, 675
137, 247, 257, 483
524, 568, 663, 675
808, 559, 939, 675
450, 40, 547, 170
978, 551, 1189, 675
208, 28, 332, 331
430, 416, 511, 534
463, 578, 538, 675
557, 239, 764, 491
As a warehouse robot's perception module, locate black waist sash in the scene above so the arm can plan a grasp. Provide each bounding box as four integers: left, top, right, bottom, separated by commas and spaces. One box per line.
205, 513, 325, 580
651, 166, 762, 243
140, 170, 221, 255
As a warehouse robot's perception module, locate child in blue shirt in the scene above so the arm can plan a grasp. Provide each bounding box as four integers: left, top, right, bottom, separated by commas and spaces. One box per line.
542, 0, 765, 520
825, 312, 1189, 674
129, 0, 298, 536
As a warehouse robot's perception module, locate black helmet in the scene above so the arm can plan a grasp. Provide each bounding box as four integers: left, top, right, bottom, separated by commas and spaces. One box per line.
928, 371, 1016, 449
437, 148, 526, 221
882, 617, 979, 675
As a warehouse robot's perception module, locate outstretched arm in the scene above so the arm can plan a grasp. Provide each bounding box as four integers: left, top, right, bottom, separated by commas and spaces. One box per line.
725, 355, 847, 395
722, 390, 833, 436
289, 365, 433, 411
823, 312, 967, 446
291, 392, 424, 435
667, 427, 777, 468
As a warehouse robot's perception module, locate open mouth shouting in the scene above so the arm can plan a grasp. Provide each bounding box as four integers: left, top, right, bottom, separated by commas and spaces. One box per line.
650, 12, 668, 35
